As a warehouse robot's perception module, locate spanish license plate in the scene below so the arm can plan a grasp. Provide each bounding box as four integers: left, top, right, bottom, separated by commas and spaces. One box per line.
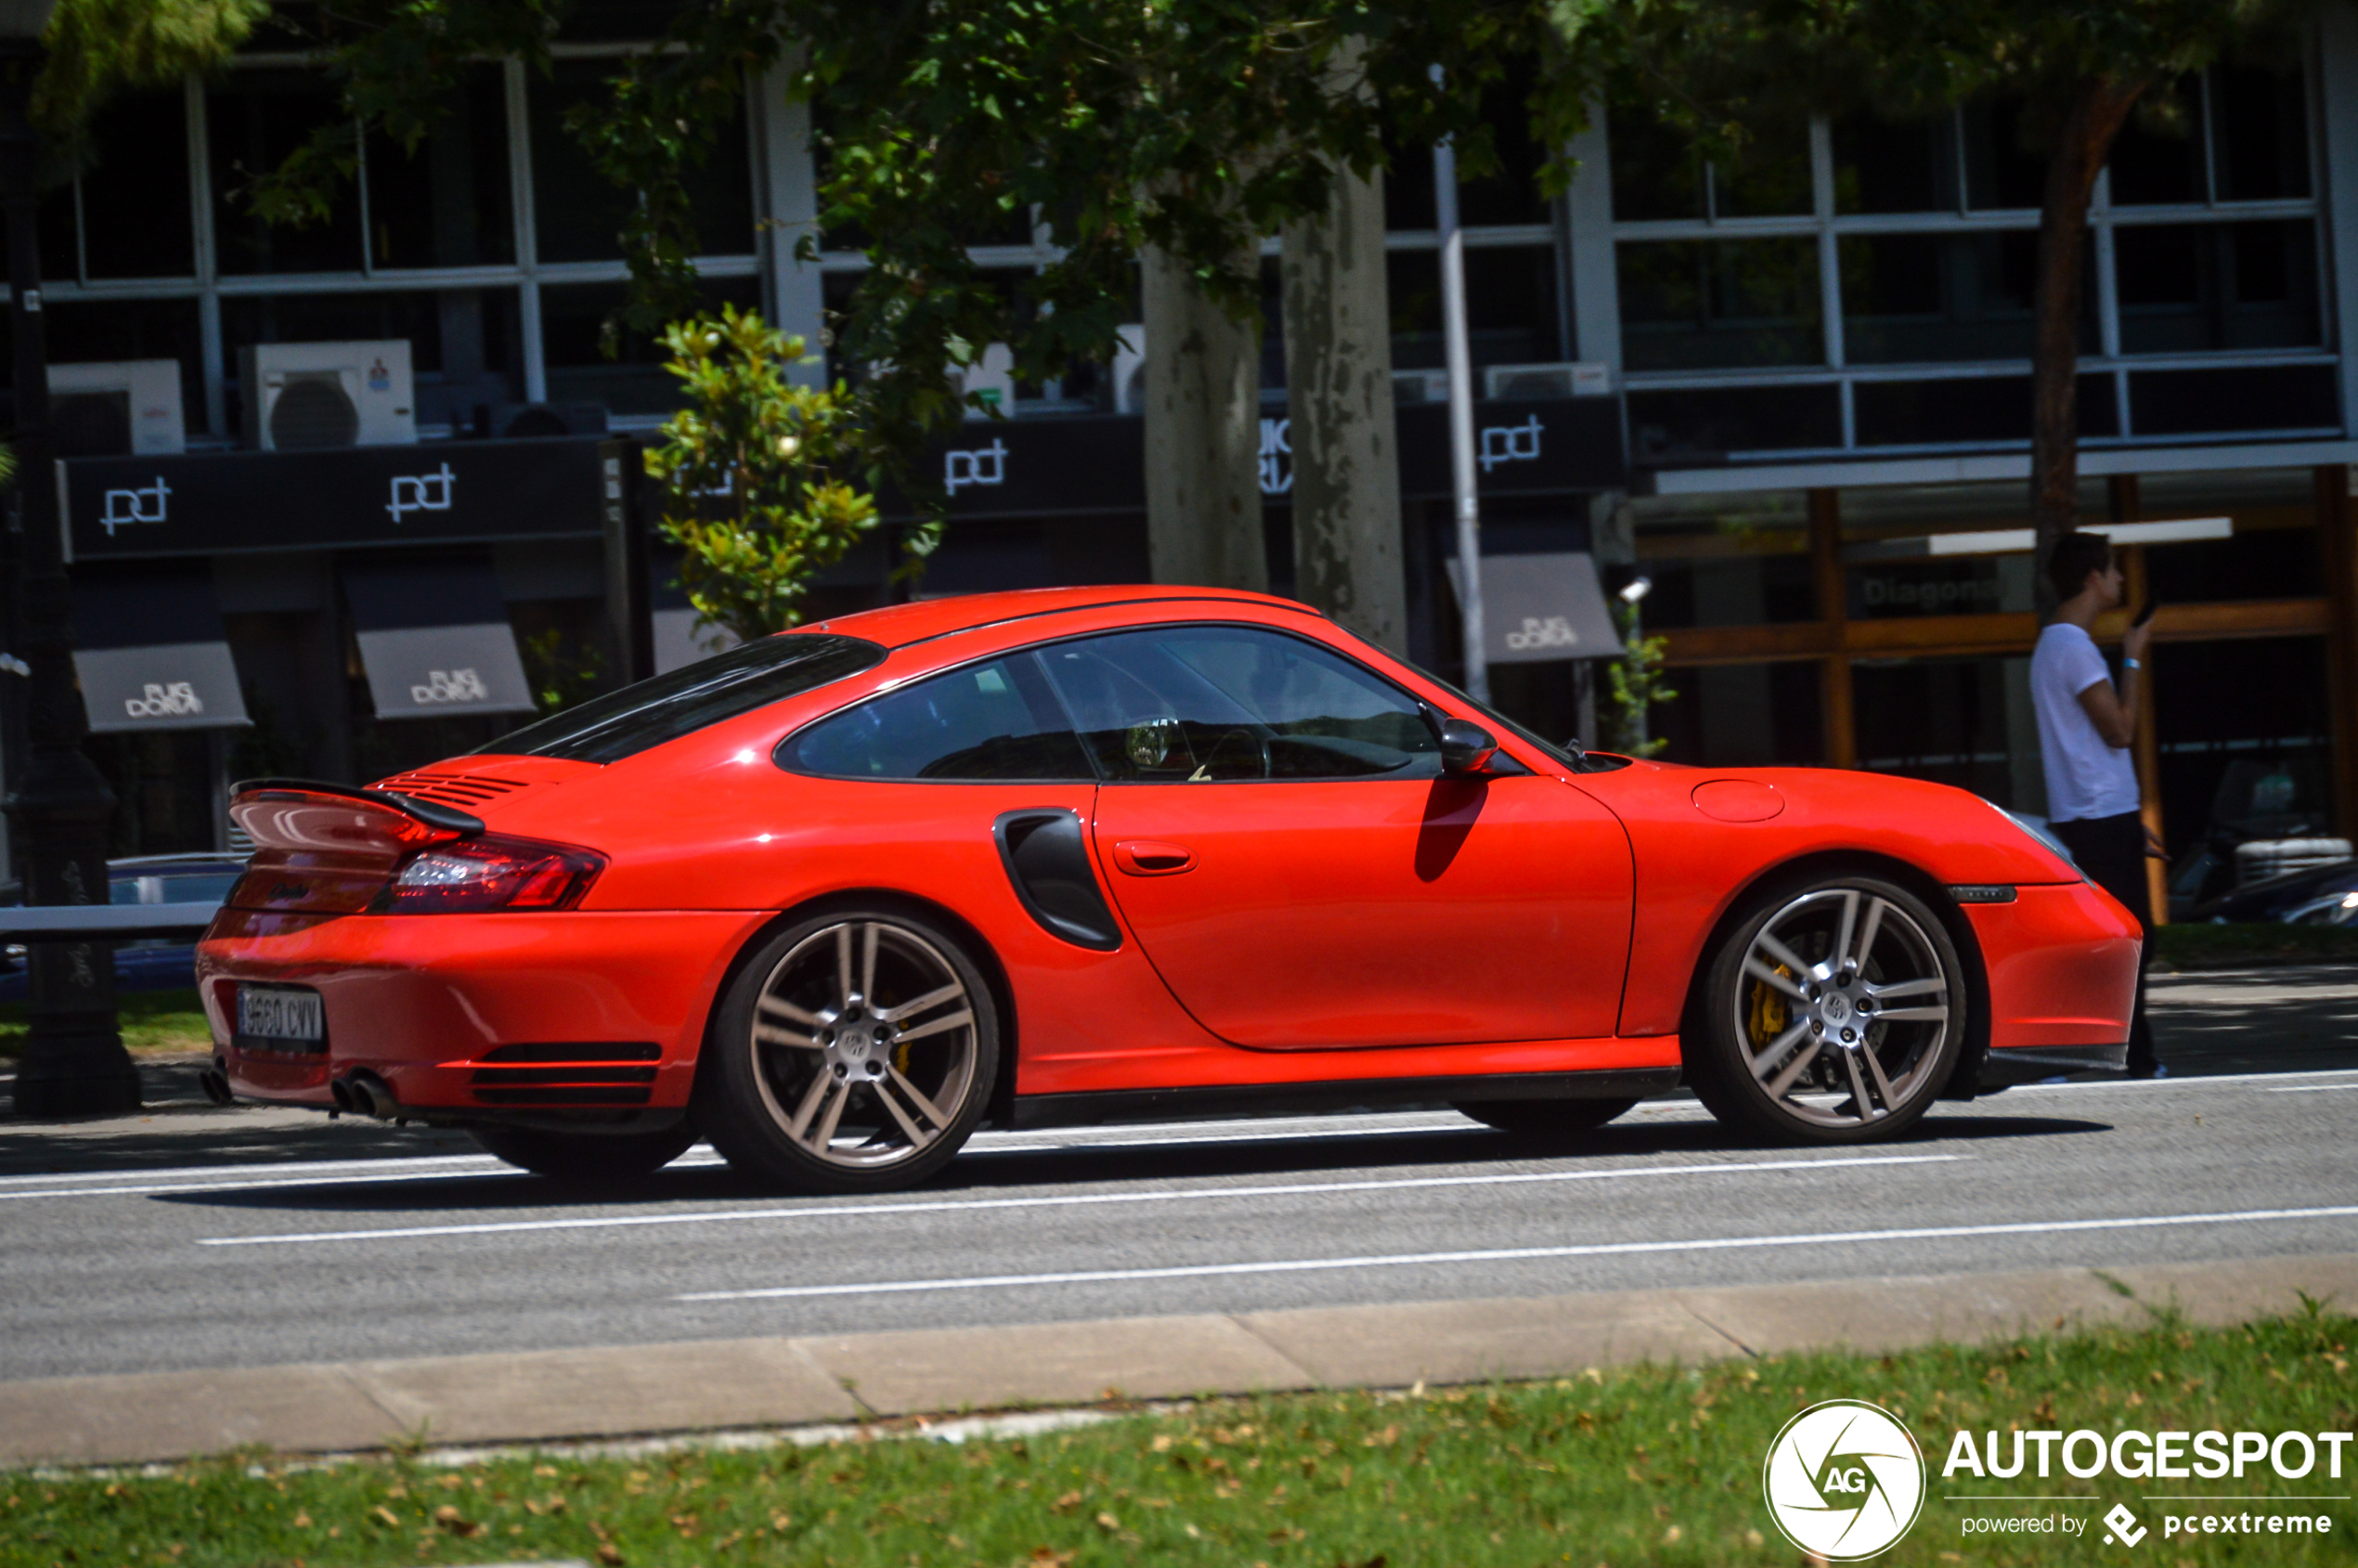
236, 983, 325, 1053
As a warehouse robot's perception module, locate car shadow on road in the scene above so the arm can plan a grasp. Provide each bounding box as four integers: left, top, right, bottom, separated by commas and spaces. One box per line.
147, 1108, 2110, 1216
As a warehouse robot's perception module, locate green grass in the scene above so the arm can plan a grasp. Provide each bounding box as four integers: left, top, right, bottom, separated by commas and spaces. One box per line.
2153, 922, 2358, 969
0, 987, 212, 1058
5, 1306, 2352, 1567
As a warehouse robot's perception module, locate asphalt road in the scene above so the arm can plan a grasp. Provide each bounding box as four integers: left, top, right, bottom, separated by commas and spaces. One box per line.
3, 965, 2355, 1386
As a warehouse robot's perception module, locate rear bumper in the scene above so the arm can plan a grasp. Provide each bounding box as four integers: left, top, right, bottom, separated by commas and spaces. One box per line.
1964, 881, 2141, 1059
196, 907, 764, 1115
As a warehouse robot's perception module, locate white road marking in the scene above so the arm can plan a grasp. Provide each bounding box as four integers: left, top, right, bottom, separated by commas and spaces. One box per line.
2011, 1067, 2358, 1091
674, 1202, 2358, 1302
0, 1113, 1495, 1198
194, 1153, 1960, 1248
0, 1123, 1508, 1204
2268, 1083, 2358, 1094
0, 1152, 512, 1187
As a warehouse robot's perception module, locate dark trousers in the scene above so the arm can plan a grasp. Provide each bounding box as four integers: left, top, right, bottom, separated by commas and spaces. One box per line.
2052, 810, 2157, 1076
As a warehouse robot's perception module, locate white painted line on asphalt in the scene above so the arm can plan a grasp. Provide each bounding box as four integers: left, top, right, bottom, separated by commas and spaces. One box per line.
2268, 1083, 2358, 1093
2011, 1067, 2358, 1092
0, 1114, 1469, 1193
971, 1121, 1491, 1154
194, 1153, 1961, 1247
0, 1125, 1488, 1203
0, 1166, 565, 1202
0, 1152, 512, 1187
674, 1202, 2358, 1302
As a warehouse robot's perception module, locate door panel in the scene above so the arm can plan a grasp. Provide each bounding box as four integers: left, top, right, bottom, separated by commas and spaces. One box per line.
1092, 774, 1634, 1047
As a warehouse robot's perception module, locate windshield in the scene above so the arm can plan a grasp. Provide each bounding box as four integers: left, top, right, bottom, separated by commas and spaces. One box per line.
474, 633, 887, 765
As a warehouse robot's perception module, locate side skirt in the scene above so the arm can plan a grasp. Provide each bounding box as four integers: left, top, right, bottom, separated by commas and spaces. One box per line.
1010, 1068, 1682, 1131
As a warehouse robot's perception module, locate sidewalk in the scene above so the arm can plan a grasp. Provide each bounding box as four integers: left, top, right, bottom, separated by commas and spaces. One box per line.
6, 1251, 2353, 1469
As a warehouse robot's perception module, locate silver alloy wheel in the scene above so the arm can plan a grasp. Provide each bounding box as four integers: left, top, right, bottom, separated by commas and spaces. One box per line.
745, 919, 979, 1171
1733, 888, 1951, 1128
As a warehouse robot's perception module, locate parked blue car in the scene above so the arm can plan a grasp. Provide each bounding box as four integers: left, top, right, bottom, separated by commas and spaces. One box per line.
0, 852, 245, 999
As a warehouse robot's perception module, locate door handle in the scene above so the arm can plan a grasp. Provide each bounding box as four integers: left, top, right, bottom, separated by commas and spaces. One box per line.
1112, 839, 1196, 876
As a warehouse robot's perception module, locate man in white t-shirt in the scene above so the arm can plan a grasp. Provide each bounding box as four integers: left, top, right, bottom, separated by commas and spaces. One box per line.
2029, 530, 2158, 1077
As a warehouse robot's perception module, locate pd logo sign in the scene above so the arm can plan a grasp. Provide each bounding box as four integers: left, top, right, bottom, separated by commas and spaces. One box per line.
1764, 1400, 1925, 1560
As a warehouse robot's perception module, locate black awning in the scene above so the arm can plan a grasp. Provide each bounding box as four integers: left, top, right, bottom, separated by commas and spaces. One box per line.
342, 558, 536, 719
70, 564, 251, 732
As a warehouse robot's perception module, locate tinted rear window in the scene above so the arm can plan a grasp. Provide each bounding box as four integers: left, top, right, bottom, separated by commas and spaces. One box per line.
474, 634, 887, 764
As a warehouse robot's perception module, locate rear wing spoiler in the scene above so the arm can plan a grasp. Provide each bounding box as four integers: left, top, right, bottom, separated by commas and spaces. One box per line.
229, 778, 485, 855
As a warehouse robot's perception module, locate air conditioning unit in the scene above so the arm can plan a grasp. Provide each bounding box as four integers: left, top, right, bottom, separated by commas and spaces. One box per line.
1483, 361, 1613, 400
1111, 324, 1147, 414
48, 360, 186, 456
1393, 369, 1450, 404
239, 341, 416, 450
962, 343, 1015, 421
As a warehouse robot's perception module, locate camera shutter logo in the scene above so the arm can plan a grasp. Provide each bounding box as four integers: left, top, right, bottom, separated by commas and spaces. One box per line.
1763, 1400, 1925, 1560
2103, 1503, 2147, 1548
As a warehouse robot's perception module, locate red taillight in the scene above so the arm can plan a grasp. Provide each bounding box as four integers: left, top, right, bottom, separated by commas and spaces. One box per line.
370, 836, 606, 914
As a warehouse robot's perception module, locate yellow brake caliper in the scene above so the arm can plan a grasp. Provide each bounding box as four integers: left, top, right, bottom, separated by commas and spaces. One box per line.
1747, 964, 1792, 1050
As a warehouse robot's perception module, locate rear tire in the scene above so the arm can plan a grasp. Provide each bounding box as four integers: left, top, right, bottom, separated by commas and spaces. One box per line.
470, 1121, 696, 1179
1689, 874, 1965, 1144
1452, 1096, 1638, 1137
696, 905, 999, 1193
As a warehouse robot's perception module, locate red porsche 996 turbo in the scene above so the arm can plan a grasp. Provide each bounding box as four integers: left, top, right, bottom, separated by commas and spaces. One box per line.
197, 587, 2140, 1190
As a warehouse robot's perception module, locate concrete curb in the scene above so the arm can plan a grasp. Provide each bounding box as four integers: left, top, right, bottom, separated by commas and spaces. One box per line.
5, 1251, 2354, 1469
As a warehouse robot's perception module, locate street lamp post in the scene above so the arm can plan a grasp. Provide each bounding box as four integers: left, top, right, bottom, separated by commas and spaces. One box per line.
0, 0, 136, 1119
1431, 68, 1486, 706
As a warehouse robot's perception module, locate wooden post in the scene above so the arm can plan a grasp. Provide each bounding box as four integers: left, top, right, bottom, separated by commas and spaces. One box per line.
2109, 474, 2166, 925
1808, 488, 1856, 768
2316, 464, 2358, 843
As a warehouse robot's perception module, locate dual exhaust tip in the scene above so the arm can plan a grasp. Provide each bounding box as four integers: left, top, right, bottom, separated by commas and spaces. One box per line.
328, 1069, 400, 1120
202, 1061, 400, 1120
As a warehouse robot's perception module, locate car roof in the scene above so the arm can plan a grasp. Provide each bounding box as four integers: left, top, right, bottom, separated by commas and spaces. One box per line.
808, 586, 1322, 650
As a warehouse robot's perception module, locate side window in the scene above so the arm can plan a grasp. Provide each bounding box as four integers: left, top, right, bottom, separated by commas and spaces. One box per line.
1040, 626, 1441, 782
780, 654, 1094, 781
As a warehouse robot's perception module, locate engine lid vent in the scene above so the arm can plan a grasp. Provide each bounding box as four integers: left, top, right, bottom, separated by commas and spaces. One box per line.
371, 770, 534, 810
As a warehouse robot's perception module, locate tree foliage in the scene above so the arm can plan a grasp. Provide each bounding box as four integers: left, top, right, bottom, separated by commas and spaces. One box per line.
1605, 595, 1673, 758
35, 0, 268, 145
643, 305, 882, 643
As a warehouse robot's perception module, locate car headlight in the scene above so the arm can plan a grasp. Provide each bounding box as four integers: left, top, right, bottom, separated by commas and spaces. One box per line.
1977, 797, 2080, 875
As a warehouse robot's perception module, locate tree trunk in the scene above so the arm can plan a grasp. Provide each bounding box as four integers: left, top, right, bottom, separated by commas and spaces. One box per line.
1281, 157, 1407, 652
1142, 243, 1266, 590
2030, 73, 2147, 618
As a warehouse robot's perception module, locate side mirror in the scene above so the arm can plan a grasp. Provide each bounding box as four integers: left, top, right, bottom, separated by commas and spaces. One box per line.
1437, 718, 1497, 775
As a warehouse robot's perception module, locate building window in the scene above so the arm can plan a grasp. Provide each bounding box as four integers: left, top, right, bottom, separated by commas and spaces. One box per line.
1606, 51, 2331, 457
530, 58, 756, 265
364, 64, 515, 269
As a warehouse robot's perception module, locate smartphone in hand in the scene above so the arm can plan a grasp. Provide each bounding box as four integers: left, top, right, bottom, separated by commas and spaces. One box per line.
2132, 598, 2161, 628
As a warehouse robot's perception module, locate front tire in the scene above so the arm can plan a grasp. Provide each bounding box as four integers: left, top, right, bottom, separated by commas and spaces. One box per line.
1452, 1097, 1639, 1137
1689, 875, 1965, 1144
471, 1121, 696, 1179
697, 906, 999, 1193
